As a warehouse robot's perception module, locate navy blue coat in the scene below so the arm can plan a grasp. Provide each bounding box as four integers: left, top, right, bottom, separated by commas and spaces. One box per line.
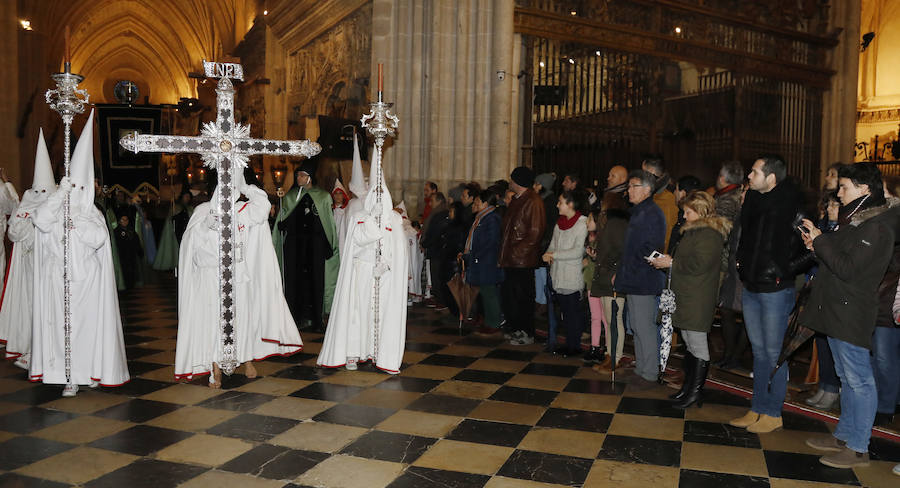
463, 210, 504, 285
615, 198, 666, 295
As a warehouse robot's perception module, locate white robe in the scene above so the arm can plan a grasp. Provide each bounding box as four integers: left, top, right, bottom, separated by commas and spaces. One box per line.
0, 194, 41, 359
341, 197, 365, 251
30, 191, 130, 386
175, 184, 302, 380
403, 219, 424, 302
318, 207, 408, 373
0, 182, 19, 289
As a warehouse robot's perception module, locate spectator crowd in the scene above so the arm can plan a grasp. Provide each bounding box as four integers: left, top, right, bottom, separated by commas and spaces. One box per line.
408, 156, 900, 474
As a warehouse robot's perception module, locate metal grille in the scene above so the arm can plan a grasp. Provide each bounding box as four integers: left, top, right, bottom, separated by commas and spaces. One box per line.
521, 0, 829, 189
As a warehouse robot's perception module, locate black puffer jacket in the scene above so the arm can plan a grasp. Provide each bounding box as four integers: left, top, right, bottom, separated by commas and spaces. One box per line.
736, 181, 805, 293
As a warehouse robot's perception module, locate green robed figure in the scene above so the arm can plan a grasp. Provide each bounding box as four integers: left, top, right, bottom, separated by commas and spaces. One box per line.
272, 160, 339, 330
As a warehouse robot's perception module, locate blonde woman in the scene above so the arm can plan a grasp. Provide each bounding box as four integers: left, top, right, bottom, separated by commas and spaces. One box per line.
650, 191, 732, 408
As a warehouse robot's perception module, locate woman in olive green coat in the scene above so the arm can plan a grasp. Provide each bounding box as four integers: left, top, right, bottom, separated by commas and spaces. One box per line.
650, 191, 731, 409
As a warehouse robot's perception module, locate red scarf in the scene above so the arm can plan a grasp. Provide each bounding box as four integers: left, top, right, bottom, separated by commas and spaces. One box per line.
557, 212, 582, 230
714, 184, 740, 197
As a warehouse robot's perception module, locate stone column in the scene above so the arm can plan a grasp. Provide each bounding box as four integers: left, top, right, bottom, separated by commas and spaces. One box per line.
821, 0, 861, 171
372, 0, 517, 216
491, 0, 519, 182
264, 25, 288, 193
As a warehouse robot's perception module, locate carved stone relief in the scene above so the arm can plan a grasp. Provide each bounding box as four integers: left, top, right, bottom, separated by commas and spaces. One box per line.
286, 4, 372, 125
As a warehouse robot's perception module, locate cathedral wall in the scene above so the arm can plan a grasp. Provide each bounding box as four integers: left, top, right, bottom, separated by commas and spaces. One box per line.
373, 0, 520, 215
856, 0, 900, 162
284, 5, 372, 126
267, 3, 373, 193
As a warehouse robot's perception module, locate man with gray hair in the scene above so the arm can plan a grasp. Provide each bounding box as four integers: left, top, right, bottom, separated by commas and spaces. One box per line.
615, 170, 667, 389
714, 160, 747, 370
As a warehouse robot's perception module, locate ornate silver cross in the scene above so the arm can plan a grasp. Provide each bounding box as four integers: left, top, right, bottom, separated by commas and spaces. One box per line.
120, 60, 320, 375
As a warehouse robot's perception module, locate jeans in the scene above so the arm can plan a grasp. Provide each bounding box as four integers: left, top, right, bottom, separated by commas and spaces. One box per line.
535, 268, 548, 305
871, 327, 900, 414
815, 334, 840, 394
502, 267, 536, 336
742, 287, 795, 418
625, 294, 660, 381
829, 337, 877, 453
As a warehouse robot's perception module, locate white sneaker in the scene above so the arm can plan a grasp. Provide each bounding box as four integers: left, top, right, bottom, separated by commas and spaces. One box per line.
346, 358, 358, 371
89, 380, 100, 389
13, 354, 29, 370
892, 463, 899, 476
62, 384, 78, 397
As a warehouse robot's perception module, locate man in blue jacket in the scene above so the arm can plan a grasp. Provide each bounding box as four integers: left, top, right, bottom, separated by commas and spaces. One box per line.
615, 170, 667, 389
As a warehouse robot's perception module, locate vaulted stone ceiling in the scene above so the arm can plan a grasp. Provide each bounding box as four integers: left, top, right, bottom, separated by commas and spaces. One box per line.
21, 0, 260, 104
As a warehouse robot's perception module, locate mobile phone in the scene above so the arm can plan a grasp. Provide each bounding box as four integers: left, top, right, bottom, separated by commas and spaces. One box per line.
646, 250, 663, 260
798, 225, 809, 235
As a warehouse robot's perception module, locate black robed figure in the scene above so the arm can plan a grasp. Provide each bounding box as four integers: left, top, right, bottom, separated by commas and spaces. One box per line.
273, 160, 340, 331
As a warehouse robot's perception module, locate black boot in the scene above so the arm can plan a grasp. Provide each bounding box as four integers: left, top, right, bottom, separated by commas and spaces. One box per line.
669, 351, 696, 400
582, 346, 605, 364
674, 356, 709, 409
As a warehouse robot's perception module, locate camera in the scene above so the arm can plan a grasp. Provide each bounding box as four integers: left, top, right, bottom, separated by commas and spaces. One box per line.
791, 212, 810, 235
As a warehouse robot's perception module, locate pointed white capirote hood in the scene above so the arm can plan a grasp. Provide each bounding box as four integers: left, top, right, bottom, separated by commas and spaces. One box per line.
32, 128, 56, 194
348, 132, 367, 198
69, 109, 96, 208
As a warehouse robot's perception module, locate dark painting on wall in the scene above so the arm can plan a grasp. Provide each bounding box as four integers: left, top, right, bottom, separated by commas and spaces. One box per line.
96, 104, 162, 189
317, 115, 365, 160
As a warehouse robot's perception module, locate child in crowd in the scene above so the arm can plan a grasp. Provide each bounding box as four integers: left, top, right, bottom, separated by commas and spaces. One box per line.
543, 191, 588, 357
583, 210, 604, 363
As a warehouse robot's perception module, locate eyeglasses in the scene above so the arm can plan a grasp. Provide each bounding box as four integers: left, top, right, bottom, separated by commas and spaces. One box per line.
628, 183, 647, 189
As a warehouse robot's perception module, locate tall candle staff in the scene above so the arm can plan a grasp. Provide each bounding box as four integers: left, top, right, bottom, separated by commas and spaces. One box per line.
44, 25, 90, 385
360, 63, 398, 359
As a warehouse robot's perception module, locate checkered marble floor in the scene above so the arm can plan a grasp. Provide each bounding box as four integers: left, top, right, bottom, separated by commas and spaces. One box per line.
0, 279, 898, 488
